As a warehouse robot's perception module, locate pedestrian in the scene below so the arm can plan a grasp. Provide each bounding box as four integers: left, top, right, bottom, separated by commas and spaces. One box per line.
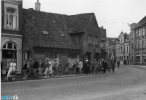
44, 59, 50, 78
33, 59, 39, 77
28, 59, 34, 77
73, 60, 78, 74
58, 60, 62, 76
117, 60, 120, 69
65, 62, 69, 75
1, 61, 3, 77
49, 60, 54, 77
39, 60, 44, 76
5, 60, 17, 81
107, 60, 111, 72
6, 60, 11, 77
22, 61, 28, 80
111, 61, 116, 73
78, 60, 83, 74
83, 60, 90, 74
90, 60, 94, 73
102, 59, 107, 73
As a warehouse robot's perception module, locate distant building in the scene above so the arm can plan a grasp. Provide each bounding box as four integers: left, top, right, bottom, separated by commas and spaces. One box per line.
107, 38, 117, 60
1, 0, 23, 74
116, 31, 130, 64
134, 16, 146, 65
128, 23, 137, 65
99, 26, 107, 59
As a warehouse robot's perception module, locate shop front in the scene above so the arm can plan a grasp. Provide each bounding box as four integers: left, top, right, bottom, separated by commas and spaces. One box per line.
1, 37, 22, 74
142, 52, 146, 65
135, 53, 140, 65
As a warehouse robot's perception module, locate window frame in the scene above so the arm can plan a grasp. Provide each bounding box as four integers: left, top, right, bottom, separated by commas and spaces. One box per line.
4, 3, 19, 30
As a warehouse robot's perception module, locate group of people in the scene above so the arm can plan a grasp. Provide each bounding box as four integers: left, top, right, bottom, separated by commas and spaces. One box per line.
2, 58, 120, 80
82, 58, 120, 74
22, 58, 64, 79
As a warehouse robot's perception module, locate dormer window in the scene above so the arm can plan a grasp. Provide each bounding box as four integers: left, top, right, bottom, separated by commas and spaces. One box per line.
4, 3, 19, 30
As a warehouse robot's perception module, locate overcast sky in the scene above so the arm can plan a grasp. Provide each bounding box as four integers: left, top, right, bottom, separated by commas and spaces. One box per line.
23, 0, 146, 38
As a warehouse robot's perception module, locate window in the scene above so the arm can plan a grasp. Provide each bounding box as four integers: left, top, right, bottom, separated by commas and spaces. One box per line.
2, 42, 17, 50
88, 35, 92, 44
143, 28, 145, 36
136, 30, 138, 38
4, 3, 19, 30
68, 53, 78, 59
132, 43, 133, 49
139, 30, 141, 37
138, 41, 140, 49
142, 40, 144, 48
94, 36, 98, 45
46, 53, 58, 59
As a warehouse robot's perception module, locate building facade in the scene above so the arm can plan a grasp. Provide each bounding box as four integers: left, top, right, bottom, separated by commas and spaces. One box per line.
99, 26, 107, 59
134, 16, 146, 65
116, 32, 130, 64
107, 38, 117, 60
22, 1, 101, 73
128, 23, 137, 65
1, 0, 23, 74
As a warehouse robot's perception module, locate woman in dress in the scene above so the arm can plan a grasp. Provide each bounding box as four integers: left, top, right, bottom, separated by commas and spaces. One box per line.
44, 60, 50, 78
5, 60, 17, 80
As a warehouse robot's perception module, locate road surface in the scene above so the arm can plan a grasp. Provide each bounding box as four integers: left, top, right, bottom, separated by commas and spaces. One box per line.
2, 65, 146, 100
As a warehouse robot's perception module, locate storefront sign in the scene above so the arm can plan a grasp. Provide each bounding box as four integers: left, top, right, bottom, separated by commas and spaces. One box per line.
34, 54, 45, 58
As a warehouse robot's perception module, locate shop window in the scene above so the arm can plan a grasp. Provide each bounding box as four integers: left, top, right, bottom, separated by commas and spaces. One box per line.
24, 51, 31, 60
4, 3, 19, 30
3, 42, 17, 50
68, 53, 78, 59
7, 43, 12, 49
3, 44, 6, 48
46, 52, 58, 59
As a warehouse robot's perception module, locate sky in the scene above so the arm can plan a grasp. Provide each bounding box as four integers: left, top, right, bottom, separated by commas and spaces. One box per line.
23, 0, 146, 38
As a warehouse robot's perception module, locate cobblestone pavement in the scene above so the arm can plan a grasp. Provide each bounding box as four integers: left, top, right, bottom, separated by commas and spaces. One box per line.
1, 65, 146, 100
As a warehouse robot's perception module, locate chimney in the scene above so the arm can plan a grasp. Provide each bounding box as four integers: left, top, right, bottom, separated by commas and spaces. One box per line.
35, 0, 41, 11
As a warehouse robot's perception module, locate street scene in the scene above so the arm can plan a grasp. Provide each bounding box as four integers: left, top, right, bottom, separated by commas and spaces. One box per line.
1, 65, 146, 100
1, 0, 146, 100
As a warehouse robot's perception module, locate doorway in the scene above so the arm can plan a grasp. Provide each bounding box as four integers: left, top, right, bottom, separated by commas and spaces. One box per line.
2, 42, 17, 70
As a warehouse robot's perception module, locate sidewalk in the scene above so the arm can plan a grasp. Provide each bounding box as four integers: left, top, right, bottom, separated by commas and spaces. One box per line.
127, 65, 146, 70
1, 73, 97, 83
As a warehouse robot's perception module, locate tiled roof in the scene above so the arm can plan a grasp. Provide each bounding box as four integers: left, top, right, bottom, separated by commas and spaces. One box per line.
107, 38, 118, 45
135, 16, 146, 29
22, 9, 93, 49
67, 13, 94, 34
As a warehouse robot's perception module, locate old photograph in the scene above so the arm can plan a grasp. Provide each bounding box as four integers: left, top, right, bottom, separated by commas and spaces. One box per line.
1, 0, 146, 100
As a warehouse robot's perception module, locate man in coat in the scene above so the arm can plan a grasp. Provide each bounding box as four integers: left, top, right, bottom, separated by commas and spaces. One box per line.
117, 60, 120, 69
33, 59, 39, 77
102, 59, 107, 73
